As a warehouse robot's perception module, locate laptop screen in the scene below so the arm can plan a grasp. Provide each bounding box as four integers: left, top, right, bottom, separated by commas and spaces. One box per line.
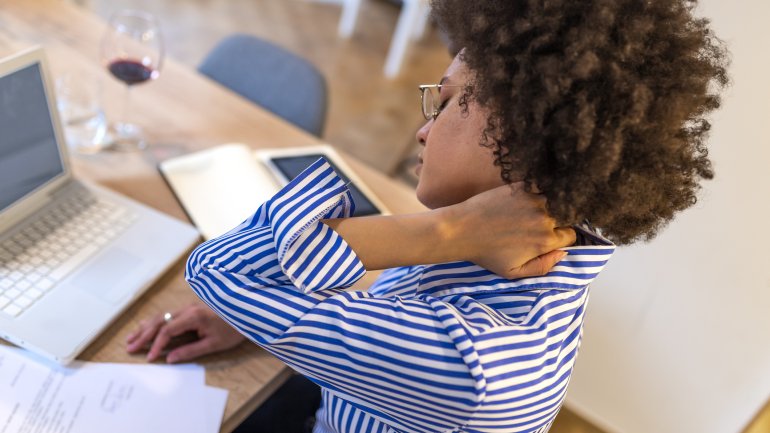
0, 63, 65, 211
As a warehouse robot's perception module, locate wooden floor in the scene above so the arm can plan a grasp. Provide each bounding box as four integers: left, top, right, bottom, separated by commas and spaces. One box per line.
75, 1, 769, 432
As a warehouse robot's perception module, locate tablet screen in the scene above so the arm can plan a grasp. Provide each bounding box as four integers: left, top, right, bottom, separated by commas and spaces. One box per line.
270, 155, 381, 216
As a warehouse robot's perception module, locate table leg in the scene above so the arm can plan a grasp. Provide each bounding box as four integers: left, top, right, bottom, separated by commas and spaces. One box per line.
384, 0, 421, 78
338, 0, 363, 38
411, 0, 430, 40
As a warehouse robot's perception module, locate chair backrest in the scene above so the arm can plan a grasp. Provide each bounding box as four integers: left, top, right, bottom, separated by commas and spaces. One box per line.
199, 34, 328, 137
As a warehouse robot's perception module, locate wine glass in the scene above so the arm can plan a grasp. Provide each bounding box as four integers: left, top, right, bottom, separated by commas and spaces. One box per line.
100, 10, 163, 151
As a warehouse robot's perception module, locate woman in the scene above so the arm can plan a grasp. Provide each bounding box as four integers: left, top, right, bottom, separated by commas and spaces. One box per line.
127, 0, 728, 432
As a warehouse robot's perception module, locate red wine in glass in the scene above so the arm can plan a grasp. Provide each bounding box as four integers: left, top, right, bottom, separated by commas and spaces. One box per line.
108, 60, 155, 85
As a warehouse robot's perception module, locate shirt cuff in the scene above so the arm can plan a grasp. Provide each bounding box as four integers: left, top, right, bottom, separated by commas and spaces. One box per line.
266, 158, 366, 293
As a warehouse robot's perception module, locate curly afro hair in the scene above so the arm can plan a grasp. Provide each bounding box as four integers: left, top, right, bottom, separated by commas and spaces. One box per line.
431, 0, 729, 245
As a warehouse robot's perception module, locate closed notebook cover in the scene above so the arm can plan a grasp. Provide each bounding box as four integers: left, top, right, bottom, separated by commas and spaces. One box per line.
158, 143, 281, 240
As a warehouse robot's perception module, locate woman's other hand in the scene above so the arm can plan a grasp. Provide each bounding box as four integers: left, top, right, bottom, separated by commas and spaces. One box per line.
125, 302, 245, 363
445, 183, 576, 279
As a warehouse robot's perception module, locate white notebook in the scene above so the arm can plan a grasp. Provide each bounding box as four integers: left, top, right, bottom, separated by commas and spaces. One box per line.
158, 144, 388, 240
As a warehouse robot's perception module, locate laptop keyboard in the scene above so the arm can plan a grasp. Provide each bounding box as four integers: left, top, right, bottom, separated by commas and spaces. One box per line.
0, 189, 137, 318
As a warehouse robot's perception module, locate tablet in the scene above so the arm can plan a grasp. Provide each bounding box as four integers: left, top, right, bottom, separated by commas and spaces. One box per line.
255, 145, 389, 217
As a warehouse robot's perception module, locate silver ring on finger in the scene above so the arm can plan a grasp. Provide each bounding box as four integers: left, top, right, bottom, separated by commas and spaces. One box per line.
163, 312, 173, 324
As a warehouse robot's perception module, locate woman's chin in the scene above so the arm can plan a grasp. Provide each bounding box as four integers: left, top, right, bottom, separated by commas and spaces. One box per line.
414, 182, 432, 209
415, 183, 447, 210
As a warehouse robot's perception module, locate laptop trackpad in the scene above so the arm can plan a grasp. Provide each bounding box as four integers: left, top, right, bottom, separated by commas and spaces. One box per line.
71, 248, 143, 304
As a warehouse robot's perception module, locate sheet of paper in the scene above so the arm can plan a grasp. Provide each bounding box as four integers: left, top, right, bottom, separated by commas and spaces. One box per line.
201, 386, 229, 433
0, 345, 228, 433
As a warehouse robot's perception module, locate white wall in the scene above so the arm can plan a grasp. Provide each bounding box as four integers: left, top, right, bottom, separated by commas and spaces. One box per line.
565, 1, 770, 432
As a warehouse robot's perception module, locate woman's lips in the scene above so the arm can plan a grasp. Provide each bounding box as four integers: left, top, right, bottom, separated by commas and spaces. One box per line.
415, 155, 423, 176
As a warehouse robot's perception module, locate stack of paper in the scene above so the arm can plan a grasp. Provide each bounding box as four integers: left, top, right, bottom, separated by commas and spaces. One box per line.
0, 345, 228, 433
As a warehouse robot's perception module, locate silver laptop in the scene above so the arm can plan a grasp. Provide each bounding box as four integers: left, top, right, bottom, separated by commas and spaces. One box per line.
0, 48, 200, 364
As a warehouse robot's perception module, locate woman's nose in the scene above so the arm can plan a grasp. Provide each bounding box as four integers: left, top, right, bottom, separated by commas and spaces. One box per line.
416, 119, 432, 145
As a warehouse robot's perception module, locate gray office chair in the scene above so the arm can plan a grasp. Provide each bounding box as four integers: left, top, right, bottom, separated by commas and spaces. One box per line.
199, 34, 328, 137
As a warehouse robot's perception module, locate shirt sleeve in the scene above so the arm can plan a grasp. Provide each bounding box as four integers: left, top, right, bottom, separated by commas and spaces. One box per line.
187, 158, 366, 293
185, 159, 559, 432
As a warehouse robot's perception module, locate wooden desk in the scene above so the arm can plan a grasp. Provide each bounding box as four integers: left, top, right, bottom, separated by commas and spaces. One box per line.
0, 1, 425, 431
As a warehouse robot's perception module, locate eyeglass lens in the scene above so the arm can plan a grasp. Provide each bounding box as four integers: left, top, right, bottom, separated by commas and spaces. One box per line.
422, 87, 437, 120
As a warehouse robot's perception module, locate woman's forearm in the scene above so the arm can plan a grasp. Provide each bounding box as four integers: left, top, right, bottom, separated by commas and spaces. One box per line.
322, 207, 461, 270
324, 184, 576, 277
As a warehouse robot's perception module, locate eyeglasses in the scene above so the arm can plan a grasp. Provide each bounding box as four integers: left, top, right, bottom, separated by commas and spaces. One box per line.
418, 84, 463, 120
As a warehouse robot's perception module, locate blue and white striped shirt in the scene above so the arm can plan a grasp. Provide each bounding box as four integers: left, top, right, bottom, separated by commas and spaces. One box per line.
186, 159, 615, 433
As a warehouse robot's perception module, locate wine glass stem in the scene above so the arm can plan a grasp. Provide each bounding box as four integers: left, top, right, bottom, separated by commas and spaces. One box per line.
121, 84, 132, 125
